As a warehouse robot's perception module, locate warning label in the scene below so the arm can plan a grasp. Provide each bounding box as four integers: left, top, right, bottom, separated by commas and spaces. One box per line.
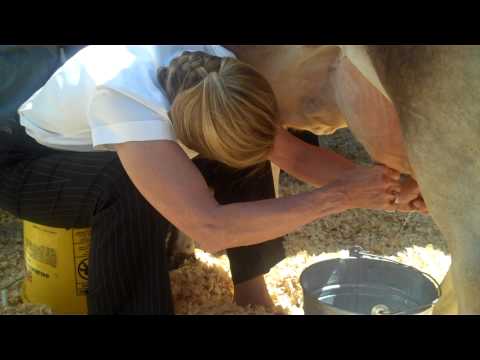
24, 237, 57, 268
78, 259, 88, 280
25, 256, 50, 279
73, 229, 90, 296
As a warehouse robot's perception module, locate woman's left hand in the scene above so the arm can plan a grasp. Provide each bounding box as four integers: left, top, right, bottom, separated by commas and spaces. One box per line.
392, 176, 428, 214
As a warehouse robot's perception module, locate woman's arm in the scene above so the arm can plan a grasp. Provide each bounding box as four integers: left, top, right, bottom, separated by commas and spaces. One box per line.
115, 140, 399, 254
269, 126, 358, 187
269, 127, 428, 212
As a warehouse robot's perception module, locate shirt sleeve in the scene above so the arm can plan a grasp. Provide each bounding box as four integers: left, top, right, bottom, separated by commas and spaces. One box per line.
87, 87, 176, 150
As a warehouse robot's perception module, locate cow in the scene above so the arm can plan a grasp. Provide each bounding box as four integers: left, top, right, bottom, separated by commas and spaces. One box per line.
223, 45, 479, 314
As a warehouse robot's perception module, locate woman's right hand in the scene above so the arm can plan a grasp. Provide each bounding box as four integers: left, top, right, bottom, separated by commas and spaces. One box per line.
333, 165, 401, 211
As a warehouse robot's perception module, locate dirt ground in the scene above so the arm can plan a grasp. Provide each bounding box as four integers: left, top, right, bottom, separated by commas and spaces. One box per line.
0, 129, 451, 315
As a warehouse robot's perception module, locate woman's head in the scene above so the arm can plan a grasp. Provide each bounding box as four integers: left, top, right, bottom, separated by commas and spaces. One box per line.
158, 51, 278, 169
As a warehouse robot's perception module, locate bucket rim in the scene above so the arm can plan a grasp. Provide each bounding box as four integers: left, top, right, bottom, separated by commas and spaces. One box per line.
299, 256, 442, 307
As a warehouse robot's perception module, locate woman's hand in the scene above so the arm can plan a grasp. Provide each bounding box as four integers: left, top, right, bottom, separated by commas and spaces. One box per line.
394, 176, 428, 214
334, 166, 428, 213
332, 165, 402, 211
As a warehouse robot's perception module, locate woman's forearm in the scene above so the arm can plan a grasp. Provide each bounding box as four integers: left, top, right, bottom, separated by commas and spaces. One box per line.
202, 183, 349, 253
204, 158, 402, 253
285, 143, 358, 187
270, 127, 358, 188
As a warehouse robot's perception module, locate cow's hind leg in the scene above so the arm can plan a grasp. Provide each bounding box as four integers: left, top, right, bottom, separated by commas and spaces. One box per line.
390, 46, 480, 314
402, 108, 480, 314
433, 269, 458, 315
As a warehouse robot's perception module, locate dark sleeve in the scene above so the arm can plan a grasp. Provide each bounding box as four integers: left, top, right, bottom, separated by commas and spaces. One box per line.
0, 45, 63, 123
61, 45, 87, 60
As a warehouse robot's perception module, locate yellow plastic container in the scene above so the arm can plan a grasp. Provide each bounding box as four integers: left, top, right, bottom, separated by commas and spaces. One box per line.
22, 221, 91, 314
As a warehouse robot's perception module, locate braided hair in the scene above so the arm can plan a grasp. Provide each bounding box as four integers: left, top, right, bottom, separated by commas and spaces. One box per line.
158, 51, 223, 103
157, 50, 278, 169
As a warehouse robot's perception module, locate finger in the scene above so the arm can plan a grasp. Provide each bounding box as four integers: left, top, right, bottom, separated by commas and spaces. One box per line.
387, 195, 397, 205
398, 192, 420, 204
397, 200, 423, 212
401, 199, 428, 214
412, 199, 427, 211
417, 207, 429, 214
387, 185, 402, 195
383, 176, 401, 191
383, 167, 401, 181
382, 173, 399, 184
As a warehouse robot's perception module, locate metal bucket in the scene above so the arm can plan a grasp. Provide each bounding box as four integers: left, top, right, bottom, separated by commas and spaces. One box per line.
300, 247, 441, 315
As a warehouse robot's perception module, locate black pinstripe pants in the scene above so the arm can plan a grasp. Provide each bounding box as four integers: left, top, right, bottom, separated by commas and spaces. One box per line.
0, 122, 285, 314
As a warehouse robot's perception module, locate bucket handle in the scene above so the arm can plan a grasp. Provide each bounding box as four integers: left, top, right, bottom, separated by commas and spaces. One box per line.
348, 246, 443, 311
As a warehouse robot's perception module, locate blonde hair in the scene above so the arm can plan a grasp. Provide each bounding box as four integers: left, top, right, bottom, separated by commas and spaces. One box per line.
158, 51, 278, 169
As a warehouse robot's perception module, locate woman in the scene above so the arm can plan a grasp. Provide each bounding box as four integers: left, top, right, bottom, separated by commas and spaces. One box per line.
0, 45, 418, 314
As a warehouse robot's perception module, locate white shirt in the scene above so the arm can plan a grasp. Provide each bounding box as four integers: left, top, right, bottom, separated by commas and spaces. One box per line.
18, 45, 236, 156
